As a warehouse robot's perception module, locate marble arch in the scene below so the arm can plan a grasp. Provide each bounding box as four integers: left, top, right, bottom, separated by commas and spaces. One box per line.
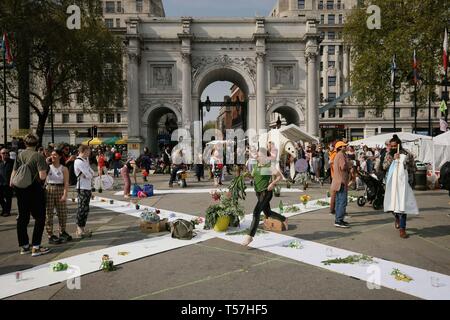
125, 16, 320, 157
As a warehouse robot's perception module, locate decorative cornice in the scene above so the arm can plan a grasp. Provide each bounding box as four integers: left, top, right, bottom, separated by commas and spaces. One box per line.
191, 54, 256, 84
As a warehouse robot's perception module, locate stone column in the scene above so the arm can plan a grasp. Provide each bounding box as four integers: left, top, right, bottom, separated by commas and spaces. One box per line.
126, 41, 141, 140
306, 44, 319, 136
181, 52, 192, 129
336, 45, 341, 97
322, 45, 328, 101
256, 52, 266, 131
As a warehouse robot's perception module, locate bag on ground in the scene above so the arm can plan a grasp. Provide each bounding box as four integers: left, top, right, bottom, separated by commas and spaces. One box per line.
171, 219, 195, 240
131, 184, 142, 197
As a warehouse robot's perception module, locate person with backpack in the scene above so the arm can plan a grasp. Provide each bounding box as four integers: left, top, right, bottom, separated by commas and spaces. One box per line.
74, 145, 94, 238
10, 134, 50, 257
45, 149, 72, 244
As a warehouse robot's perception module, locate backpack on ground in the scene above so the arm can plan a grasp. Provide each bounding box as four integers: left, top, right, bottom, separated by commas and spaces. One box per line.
171, 219, 195, 240
11, 153, 37, 189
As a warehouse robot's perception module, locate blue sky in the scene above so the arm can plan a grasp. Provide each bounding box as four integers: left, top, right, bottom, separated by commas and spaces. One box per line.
163, 0, 276, 121
163, 0, 275, 17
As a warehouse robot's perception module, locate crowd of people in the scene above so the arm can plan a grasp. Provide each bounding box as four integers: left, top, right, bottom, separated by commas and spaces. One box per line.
0, 131, 424, 256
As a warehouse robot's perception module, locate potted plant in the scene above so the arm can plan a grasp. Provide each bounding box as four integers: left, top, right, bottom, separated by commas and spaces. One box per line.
204, 175, 247, 232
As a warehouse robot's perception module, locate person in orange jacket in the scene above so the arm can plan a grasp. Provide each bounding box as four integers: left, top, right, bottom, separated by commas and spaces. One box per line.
328, 143, 337, 214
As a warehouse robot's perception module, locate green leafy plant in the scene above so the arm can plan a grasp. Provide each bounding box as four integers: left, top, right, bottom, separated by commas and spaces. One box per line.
391, 268, 413, 282
316, 200, 331, 207
321, 254, 376, 266
204, 193, 245, 230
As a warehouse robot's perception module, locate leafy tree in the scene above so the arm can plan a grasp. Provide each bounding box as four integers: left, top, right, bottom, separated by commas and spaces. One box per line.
343, 0, 448, 112
0, 0, 124, 145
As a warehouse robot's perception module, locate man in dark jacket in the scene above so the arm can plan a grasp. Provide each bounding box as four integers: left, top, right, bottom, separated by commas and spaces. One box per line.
0, 148, 14, 217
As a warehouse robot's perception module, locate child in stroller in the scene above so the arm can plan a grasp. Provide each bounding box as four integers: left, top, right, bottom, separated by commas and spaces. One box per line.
356, 170, 385, 210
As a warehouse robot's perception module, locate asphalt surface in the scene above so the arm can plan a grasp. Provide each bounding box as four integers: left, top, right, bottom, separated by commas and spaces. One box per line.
1, 172, 449, 300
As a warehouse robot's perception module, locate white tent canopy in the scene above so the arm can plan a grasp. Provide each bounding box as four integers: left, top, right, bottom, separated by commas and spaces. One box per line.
433, 130, 450, 145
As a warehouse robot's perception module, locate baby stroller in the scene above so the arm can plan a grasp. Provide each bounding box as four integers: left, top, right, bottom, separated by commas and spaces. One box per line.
356, 170, 385, 210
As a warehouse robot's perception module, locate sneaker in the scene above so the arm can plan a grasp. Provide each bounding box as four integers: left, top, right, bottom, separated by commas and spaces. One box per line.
59, 231, 72, 242
48, 235, 62, 245
20, 246, 31, 255
334, 221, 350, 228
31, 246, 51, 257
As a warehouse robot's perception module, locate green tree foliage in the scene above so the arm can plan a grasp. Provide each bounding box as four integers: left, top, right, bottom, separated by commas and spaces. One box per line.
0, 0, 124, 144
344, 0, 448, 111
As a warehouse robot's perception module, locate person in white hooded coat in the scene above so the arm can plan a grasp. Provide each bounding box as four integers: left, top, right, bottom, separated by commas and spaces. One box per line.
383, 135, 418, 239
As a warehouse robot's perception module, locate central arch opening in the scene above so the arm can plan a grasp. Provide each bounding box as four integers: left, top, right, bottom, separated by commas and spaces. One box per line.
197, 68, 250, 138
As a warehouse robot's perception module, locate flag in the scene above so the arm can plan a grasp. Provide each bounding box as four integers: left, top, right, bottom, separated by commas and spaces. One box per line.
1, 32, 13, 65
440, 100, 447, 113
390, 54, 397, 88
412, 50, 419, 84
444, 28, 448, 72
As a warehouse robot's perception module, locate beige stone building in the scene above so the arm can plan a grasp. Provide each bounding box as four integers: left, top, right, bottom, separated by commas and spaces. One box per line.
271, 0, 443, 142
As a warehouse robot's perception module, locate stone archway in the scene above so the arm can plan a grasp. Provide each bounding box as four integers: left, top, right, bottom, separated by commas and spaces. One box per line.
192, 61, 257, 130
266, 99, 305, 129
142, 103, 182, 153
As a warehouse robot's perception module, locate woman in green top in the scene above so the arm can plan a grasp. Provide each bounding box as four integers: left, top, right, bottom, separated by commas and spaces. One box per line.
243, 148, 288, 246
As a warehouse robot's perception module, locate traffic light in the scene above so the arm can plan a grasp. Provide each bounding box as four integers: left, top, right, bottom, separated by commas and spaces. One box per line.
93, 125, 98, 137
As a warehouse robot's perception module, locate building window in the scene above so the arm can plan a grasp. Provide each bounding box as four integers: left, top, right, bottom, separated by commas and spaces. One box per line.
320, 77, 324, 87
320, 14, 324, 24
105, 1, 115, 13
320, 31, 325, 40
320, 93, 324, 103
329, 108, 336, 118
328, 14, 335, 25
320, 62, 323, 71
62, 114, 69, 124
116, 19, 120, 27
328, 45, 335, 55
76, 114, 84, 123
318, 0, 324, 10
358, 109, 365, 118
328, 32, 335, 40
48, 114, 54, 124
376, 110, 383, 118
99, 114, 104, 123
328, 92, 337, 101
327, 0, 334, 10
411, 108, 416, 117
339, 14, 343, 24
394, 93, 400, 102
136, 0, 143, 13
328, 61, 335, 68
106, 114, 115, 123
117, 1, 122, 12
394, 108, 400, 118
105, 19, 113, 29
337, 0, 341, 9
298, 0, 305, 9
338, 108, 343, 118
328, 76, 336, 87
117, 113, 121, 123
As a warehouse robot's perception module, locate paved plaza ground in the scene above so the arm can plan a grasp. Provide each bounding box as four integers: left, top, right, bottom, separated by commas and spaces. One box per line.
0, 172, 449, 300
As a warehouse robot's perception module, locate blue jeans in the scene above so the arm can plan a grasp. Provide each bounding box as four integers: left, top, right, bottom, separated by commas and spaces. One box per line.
335, 184, 348, 223
395, 213, 407, 229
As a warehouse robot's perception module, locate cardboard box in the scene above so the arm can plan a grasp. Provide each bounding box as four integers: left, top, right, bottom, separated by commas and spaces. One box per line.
140, 218, 168, 233
263, 218, 287, 232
